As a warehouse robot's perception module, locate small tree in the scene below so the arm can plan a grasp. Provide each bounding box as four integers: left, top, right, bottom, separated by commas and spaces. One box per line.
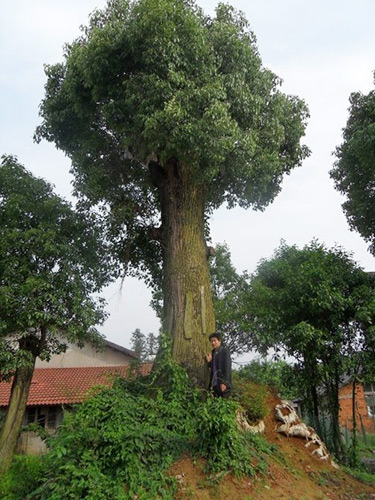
0, 156, 111, 472
35, 0, 309, 386
331, 74, 375, 254
130, 328, 146, 359
242, 241, 375, 461
131, 328, 159, 360
146, 332, 159, 359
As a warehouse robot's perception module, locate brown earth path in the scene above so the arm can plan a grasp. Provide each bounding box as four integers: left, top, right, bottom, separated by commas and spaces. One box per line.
168, 394, 375, 500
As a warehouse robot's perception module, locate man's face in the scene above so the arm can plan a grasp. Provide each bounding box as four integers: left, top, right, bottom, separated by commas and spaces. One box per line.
210, 337, 221, 350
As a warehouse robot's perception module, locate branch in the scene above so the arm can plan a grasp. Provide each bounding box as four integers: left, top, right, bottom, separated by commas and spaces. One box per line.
149, 225, 163, 242
148, 160, 166, 189
206, 245, 215, 258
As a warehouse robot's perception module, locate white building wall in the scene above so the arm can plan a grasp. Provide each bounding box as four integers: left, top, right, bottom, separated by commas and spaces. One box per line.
36, 342, 135, 368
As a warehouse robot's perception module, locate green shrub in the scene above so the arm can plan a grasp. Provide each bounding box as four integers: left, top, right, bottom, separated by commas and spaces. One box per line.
196, 396, 275, 477
0, 455, 44, 500
237, 359, 300, 400
232, 373, 270, 423
34, 365, 197, 499
10, 346, 276, 499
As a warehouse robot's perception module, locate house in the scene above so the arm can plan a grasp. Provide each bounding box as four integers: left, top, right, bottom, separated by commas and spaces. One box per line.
339, 379, 375, 434
35, 338, 139, 368
0, 339, 152, 454
292, 376, 375, 436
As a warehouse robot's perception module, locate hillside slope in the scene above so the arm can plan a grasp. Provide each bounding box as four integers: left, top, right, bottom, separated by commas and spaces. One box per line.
168, 394, 375, 499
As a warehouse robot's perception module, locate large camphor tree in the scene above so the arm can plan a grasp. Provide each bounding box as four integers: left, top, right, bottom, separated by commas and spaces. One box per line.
35, 0, 309, 386
0, 156, 110, 472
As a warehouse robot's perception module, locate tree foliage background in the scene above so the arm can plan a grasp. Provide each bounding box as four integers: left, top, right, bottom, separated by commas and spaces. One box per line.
0, 155, 111, 375
241, 240, 375, 460
0, 155, 112, 471
331, 72, 375, 254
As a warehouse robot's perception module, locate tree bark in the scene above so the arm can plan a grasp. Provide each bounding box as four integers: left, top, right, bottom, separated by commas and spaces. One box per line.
327, 369, 346, 461
309, 383, 323, 437
157, 159, 215, 388
350, 378, 359, 467
0, 333, 42, 473
0, 361, 36, 472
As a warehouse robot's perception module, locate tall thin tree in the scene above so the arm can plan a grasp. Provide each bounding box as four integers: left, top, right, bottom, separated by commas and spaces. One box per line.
0, 156, 111, 471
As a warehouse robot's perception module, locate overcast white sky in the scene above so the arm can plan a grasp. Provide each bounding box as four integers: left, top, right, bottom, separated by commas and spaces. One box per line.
2, 0, 375, 361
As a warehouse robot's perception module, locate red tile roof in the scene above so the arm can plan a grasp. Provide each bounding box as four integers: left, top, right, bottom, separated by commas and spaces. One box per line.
0, 364, 152, 407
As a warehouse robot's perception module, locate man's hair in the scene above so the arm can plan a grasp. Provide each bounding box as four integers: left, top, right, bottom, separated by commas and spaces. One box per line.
209, 332, 222, 341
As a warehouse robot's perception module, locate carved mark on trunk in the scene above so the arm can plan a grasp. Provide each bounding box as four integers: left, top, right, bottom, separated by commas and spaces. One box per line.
200, 286, 207, 335
184, 292, 195, 339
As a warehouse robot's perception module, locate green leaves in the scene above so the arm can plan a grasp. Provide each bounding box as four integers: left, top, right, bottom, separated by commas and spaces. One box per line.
243, 240, 375, 456
197, 395, 273, 477
209, 243, 250, 354
246, 241, 374, 355
0, 156, 111, 376
238, 359, 300, 401
26, 354, 276, 498
35, 0, 309, 283
331, 77, 375, 254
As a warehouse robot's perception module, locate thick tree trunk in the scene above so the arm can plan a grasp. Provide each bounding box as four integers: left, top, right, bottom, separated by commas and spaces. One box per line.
0, 358, 36, 473
0, 333, 42, 473
157, 159, 215, 388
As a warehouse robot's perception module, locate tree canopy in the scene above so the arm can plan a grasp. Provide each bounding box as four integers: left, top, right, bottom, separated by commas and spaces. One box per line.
0, 155, 111, 370
242, 240, 375, 458
0, 155, 112, 470
35, 0, 309, 383
331, 74, 375, 254
130, 328, 159, 360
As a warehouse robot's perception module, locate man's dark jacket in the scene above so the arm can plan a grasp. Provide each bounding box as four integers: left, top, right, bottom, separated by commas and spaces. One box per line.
209, 344, 232, 391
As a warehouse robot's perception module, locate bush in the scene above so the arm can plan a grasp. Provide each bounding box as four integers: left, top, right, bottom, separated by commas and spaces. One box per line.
196, 396, 274, 477
238, 359, 300, 400
34, 362, 197, 499
0, 455, 44, 500
232, 373, 270, 423
8, 349, 276, 499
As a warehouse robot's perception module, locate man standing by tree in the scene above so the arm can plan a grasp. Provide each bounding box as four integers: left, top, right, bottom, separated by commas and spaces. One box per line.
206, 333, 232, 398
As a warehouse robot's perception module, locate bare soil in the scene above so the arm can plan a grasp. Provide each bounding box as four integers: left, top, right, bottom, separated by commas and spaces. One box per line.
167, 394, 375, 500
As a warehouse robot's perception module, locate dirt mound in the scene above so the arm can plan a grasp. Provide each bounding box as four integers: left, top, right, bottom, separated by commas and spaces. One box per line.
168, 393, 375, 499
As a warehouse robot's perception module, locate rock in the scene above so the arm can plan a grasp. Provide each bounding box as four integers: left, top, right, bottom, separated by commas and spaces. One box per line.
236, 408, 265, 434
275, 401, 332, 462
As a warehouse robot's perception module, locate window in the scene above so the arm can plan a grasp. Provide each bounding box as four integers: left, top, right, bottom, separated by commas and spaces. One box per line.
364, 382, 375, 393
26, 407, 37, 425
364, 382, 375, 418
24, 406, 61, 429
36, 409, 46, 428
47, 407, 58, 428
